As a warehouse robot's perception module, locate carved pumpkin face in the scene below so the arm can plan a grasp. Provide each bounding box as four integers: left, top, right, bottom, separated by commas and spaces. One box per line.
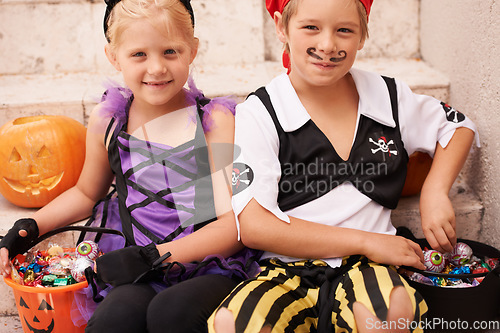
18, 296, 55, 333
0, 115, 86, 207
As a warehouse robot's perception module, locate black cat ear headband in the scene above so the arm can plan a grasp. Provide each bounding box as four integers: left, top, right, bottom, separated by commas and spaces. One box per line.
103, 0, 195, 42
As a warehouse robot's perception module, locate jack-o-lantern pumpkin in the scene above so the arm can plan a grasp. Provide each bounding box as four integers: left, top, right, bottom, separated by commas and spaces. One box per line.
401, 151, 433, 196
0, 115, 86, 208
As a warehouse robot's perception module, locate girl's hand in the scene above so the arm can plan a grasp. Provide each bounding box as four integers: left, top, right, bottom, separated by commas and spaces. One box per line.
363, 233, 425, 270
420, 190, 456, 254
0, 247, 11, 277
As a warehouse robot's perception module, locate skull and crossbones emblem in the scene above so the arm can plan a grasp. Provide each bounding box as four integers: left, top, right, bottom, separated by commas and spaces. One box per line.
441, 102, 465, 123
231, 163, 254, 194
232, 168, 250, 187
369, 136, 398, 156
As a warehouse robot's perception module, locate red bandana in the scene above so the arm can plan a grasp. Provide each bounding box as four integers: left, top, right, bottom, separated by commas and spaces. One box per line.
266, 0, 373, 18
266, 0, 373, 73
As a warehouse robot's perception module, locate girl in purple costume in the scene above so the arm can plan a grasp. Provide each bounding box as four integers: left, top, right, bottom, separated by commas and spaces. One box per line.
0, 0, 260, 332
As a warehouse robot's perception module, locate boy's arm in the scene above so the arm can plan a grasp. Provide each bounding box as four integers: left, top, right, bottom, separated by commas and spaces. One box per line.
419, 127, 475, 253
239, 199, 426, 270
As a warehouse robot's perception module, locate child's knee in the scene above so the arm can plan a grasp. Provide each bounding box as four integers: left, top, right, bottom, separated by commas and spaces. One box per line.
352, 286, 415, 332
387, 286, 413, 320
212, 307, 235, 333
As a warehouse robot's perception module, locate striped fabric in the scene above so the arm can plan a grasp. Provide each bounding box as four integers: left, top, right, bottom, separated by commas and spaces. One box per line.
209, 256, 427, 332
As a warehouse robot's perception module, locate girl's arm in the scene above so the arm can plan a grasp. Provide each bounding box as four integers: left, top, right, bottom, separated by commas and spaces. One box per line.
32, 106, 115, 235
419, 127, 475, 253
239, 198, 425, 270
156, 105, 243, 262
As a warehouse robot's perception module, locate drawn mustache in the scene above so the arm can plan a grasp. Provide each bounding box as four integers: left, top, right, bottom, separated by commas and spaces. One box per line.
307, 47, 347, 63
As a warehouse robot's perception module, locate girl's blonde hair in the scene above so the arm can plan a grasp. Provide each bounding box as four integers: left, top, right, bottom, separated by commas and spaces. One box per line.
106, 0, 196, 50
281, 0, 369, 53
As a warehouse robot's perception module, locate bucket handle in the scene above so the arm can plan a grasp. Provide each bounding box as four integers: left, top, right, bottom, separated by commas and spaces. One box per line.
33, 225, 125, 246
0, 225, 125, 246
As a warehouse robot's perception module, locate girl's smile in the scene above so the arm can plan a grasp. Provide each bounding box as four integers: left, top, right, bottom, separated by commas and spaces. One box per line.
106, 18, 197, 113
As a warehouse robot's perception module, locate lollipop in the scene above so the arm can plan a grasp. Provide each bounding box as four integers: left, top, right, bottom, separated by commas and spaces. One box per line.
76, 240, 100, 261
451, 242, 473, 266
423, 250, 445, 272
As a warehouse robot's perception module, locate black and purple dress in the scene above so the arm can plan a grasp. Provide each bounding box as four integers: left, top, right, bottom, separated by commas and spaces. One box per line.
71, 79, 261, 325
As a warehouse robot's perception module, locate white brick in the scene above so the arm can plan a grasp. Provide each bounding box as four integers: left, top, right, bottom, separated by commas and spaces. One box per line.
193, 0, 265, 66
0, 2, 98, 75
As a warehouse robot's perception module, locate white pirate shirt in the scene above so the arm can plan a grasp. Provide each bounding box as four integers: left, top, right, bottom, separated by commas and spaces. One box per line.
232, 68, 479, 268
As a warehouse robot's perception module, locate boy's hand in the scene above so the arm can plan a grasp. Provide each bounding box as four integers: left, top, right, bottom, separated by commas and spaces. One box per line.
420, 190, 456, 254
363, 234, 426, 270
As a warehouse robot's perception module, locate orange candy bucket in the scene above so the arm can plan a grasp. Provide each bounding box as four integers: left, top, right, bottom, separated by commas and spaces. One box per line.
4, 248, 88, 333
5, 275, 87, 333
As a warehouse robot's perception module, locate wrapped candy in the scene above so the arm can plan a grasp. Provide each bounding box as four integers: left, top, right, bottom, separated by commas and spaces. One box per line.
423, 250, 445, 272
451, 242, 473, 266
47, 245, 64, 257
450, 266, 471, 275
472, 267, 489, 283
409, 272, 434, 286
76, 240, 100, 261
486, 257, 499, 270
413, 240, 499, 288
71, 257, 94, 282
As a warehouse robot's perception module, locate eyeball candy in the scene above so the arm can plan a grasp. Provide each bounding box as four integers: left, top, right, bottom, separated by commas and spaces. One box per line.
76, 240, 99, 261
71, 257, 94, 282
451, 242, 473, 266
423, 250, 445, 272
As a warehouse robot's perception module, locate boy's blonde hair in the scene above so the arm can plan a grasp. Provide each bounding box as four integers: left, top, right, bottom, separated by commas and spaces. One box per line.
106, 0, 196, 50
281, 0, 369, 53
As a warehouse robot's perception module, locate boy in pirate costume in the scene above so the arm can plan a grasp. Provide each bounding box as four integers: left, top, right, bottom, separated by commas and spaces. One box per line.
209, 0, 478, 332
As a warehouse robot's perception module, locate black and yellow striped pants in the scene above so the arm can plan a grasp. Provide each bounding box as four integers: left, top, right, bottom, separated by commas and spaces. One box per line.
208, 256, 427, 332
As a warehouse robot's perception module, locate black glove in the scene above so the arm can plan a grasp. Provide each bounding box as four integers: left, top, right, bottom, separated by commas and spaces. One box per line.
95, 243, 171, 287
0, 218, 39, 259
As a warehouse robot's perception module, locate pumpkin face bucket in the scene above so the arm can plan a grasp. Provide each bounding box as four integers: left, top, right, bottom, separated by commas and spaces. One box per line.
19, 296, 55, 333
0, 116, 86, 208
4, 253, 88, 333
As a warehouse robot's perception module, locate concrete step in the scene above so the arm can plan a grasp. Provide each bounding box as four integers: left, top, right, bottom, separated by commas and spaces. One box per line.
0, 57, 450, 126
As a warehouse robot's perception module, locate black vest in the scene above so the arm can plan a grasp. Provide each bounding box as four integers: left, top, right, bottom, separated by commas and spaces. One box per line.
251, 76, 408, 211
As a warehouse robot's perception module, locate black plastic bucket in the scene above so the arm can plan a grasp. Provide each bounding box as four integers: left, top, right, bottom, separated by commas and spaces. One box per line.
397, 227, 500, 325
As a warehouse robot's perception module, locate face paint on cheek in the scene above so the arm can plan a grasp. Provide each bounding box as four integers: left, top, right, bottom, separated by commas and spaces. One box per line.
307, 47, 323, 60
329, 50, 347, 63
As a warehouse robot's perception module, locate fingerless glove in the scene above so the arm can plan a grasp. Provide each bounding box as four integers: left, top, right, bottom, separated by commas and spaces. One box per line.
0, 218, 39, 259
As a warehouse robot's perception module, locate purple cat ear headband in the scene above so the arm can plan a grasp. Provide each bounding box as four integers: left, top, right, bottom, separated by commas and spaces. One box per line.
103, 0, 195, 42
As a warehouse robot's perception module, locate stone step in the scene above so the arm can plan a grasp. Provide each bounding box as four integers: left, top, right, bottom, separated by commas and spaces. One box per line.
0, 57, 450, 127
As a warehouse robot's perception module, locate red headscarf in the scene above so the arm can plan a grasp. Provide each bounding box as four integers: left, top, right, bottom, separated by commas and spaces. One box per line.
266, 0, 373, 73
266, 0, 373, 19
